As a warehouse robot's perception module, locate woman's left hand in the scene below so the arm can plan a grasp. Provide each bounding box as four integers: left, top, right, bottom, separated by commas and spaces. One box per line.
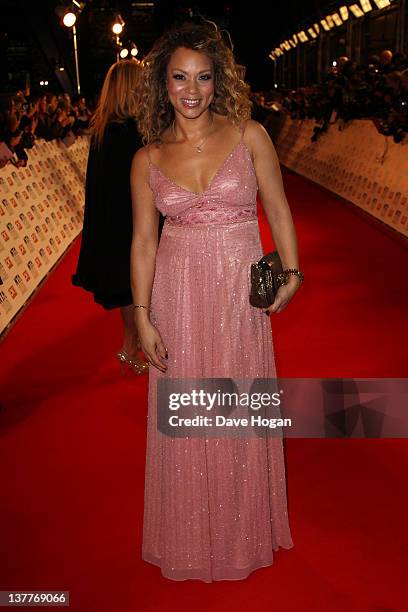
265, 277, 301, 315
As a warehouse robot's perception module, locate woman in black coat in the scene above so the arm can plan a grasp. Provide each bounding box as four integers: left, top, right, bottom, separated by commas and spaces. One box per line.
72, 60, 163, 373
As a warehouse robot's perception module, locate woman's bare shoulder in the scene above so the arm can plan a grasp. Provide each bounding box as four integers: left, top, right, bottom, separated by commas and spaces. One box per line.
242, 119, 274, 158
211, 113, 243, 144
243, 119, 270, 143
131, 145, 153, 178
132, 143, 161, 169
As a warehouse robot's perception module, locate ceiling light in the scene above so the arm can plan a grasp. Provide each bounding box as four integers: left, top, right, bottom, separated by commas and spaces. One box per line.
359, 0, 373, 13
339, 6, 349, 20
350, 3, 364, 16
320, 19, 330, 31
373, 0, 391, 7
331, 12, 343, 26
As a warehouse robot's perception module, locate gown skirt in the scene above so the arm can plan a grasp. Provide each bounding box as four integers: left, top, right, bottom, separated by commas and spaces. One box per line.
142, 215, 294, 582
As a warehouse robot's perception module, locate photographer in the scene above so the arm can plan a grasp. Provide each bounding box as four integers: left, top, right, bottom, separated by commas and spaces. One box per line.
2, 127, 28, 167
71, 95, 92, 132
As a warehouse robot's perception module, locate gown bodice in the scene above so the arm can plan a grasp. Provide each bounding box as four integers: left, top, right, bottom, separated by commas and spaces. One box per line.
148, 140, 258, 226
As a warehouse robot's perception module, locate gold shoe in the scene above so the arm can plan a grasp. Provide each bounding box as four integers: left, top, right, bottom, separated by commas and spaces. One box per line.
116, 349, 149, 376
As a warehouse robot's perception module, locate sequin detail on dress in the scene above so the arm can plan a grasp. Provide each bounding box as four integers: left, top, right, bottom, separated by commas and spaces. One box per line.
143, 139, 294, 582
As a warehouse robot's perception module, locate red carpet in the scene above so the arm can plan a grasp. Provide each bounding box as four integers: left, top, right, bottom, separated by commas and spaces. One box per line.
1, 167, 408, 611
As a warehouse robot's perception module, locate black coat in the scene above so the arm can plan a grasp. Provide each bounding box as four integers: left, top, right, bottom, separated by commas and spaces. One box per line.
72, 119, 163, 309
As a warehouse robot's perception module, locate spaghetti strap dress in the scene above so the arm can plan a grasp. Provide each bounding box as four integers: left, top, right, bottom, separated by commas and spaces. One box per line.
142, 135, 294, 582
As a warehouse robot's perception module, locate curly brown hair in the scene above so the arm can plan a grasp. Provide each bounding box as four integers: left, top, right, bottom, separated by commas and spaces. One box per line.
135, 22, 252, 144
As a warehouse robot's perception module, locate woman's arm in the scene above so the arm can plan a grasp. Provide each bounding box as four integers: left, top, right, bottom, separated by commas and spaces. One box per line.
244, 119, 302, 314
130, 147, 167, 371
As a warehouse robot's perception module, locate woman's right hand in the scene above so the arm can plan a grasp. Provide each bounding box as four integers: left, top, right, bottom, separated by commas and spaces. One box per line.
137, 320, 168, 372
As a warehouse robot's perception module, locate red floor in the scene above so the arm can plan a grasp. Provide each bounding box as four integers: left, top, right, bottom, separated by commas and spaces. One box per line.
1, 168, 408, 611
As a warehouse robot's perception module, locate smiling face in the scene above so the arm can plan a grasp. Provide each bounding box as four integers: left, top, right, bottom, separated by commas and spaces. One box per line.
166, 46, 215, 119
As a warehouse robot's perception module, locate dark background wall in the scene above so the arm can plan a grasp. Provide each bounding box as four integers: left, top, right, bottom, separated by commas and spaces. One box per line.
0, 0, 330, 96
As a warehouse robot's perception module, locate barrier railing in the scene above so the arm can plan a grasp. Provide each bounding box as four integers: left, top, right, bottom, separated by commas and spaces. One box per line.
271, 115, 408, 238
0, 136, 89, 335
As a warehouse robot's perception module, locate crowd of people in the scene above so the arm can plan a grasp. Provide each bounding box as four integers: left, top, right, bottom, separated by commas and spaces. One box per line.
0, 91, 93, 169
254, 49, 408, 144
2, 47, 407, 172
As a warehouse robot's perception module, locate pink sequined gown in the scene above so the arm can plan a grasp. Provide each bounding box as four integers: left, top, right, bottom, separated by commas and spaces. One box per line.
143, 138, 294, 582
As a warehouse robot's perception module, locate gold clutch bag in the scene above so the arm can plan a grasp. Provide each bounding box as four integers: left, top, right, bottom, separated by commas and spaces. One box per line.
249, 251, 286, 308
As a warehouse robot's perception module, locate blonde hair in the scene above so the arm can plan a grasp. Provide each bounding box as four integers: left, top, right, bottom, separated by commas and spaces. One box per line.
135, 22, 252, 144
91, 60, 141, 148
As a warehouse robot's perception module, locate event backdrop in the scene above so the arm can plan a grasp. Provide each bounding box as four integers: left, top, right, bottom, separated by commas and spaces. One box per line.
272, 116, 408, 238
0, 137, 88, 334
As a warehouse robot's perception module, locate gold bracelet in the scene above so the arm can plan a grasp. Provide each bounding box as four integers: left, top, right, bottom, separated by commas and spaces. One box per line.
133, 304, 152, 312
277, 269, 304, 284
284, 269, 304, 282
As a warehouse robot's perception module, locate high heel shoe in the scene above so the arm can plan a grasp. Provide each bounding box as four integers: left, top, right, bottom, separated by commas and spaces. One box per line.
116, 349, 149, 375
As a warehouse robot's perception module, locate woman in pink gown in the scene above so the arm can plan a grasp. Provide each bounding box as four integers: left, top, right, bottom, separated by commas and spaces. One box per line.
130, 22, 302, 582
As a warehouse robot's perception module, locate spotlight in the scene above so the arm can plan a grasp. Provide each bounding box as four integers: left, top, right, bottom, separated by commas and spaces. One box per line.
60, 4, 83, 94
40, 81, 44, 86
130, 44, 138, 57
63, 11, 76, 27
112, 15, 125, 35
112, 14, 126, 60
119, 48, 129, 58
44, 80, 49, 85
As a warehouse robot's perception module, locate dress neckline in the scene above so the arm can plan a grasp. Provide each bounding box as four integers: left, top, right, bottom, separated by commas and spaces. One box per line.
149, 140, 250, 197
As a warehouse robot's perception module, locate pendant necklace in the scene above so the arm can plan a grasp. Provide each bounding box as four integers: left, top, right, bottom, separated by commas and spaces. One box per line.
172, 113, 214, 154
